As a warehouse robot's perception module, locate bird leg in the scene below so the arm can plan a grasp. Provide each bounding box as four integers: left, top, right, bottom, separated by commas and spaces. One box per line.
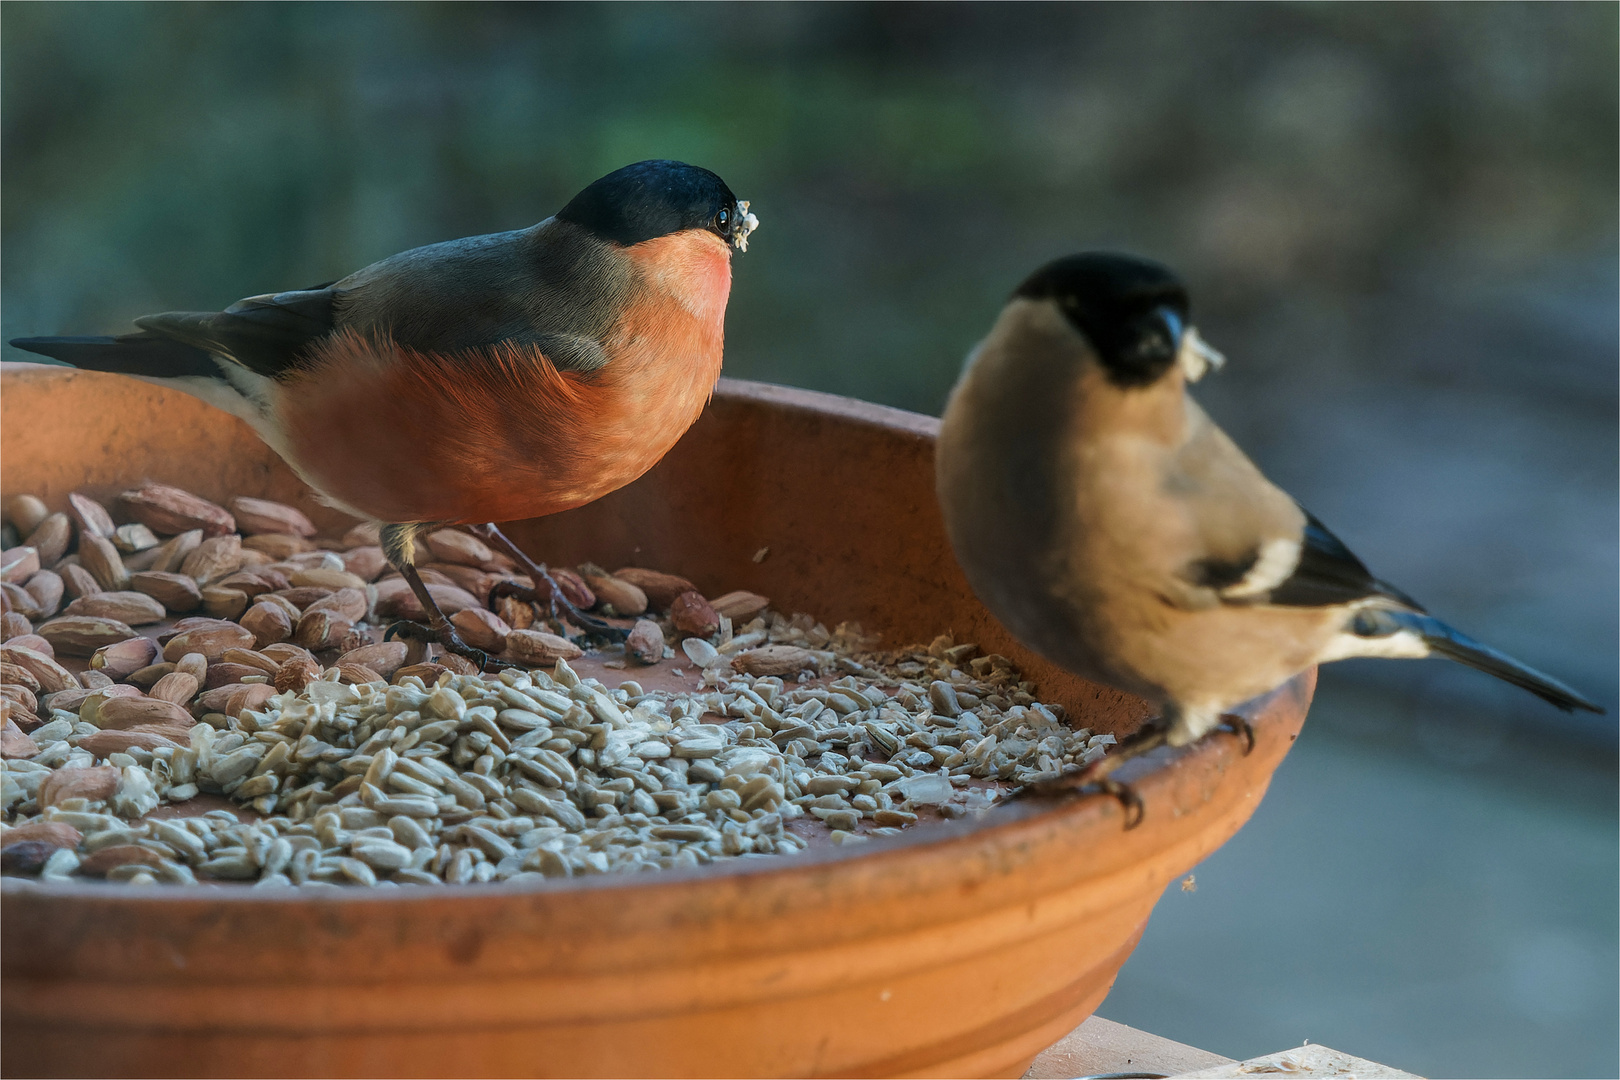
379, 524, 501, 672
1022, 717, 1172, 830
1217, 713, 1256, 755
1021, 710, 1257, 827
468, 523, 628, 642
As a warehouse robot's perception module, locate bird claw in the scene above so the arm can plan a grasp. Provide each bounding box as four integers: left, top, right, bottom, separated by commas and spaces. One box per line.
1218, 713, 1255, 755
1022, 770, 1146, 830
383, 619, 433, 645
384, 619, 502, 673
487, 579, 628, 643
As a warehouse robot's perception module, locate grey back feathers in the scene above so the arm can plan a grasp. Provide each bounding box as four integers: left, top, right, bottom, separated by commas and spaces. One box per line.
8, 159, 728, 382
331, 220, 629, 369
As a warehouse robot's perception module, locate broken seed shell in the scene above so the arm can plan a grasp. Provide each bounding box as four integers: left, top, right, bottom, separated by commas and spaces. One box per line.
293, 611, 353, 651
626, 620, 665, 665
305, 587, 368, 624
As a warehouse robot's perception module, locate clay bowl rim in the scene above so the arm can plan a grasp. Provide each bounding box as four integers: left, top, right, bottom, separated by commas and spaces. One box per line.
0, 368, 1309, 905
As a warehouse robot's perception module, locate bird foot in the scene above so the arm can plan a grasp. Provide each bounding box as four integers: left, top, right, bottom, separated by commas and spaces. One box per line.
1217, 713, 1255, 755
487, 578, 628, 643
468, 524, 630, 644
384, 619, 504, 673
1023, 770, 1146, 829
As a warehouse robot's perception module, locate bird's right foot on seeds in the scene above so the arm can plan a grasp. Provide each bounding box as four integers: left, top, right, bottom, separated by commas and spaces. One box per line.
384, 619, 502, 673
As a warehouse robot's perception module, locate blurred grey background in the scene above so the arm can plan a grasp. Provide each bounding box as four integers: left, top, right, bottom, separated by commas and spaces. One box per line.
3, 4, 1614, 1075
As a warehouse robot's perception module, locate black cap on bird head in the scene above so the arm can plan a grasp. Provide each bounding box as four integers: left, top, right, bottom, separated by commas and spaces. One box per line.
1014, 252, 1191, 388
558, 160, 745, 249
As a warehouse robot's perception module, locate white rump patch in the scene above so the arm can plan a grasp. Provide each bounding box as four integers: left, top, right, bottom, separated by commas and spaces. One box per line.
1219, 536, 1302, 600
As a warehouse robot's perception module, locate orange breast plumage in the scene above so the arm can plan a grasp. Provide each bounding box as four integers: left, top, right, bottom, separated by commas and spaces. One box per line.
273, 231, 731, 525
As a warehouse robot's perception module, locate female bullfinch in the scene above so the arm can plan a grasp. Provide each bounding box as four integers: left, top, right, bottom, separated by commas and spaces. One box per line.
935, 252, 1601, 824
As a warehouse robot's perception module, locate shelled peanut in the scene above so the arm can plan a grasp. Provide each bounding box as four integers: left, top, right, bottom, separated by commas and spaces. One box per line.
1, 484, 799, 746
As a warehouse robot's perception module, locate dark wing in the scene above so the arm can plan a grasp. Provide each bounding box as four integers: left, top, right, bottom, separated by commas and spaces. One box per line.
8, 290, 333, 382
1263, 510, 1423, 609
12, 222, 631, 381
134, 288, 338, 379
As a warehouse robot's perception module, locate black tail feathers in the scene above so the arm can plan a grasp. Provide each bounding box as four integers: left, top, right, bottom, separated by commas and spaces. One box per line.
8, 333, 218, 380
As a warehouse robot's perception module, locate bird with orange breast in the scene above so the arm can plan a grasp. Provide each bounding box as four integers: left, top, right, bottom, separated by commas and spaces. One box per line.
10, 159, 759, 667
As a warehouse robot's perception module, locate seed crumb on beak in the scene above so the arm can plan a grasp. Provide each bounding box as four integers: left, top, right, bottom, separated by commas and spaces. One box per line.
731, 201, 760, 253
1177, 326, 1226, 383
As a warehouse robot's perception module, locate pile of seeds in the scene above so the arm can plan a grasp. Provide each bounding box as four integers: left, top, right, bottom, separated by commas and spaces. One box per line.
1, 485, 1111, 888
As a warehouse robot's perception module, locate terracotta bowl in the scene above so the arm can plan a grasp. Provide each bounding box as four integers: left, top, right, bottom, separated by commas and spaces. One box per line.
0, 364, 1313, 1079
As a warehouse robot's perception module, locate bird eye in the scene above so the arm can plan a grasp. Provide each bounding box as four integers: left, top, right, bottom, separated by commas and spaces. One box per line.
715, 207, 731, 231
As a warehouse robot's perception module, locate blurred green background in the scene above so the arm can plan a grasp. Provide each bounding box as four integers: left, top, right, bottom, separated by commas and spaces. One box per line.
3, 4, 1615, 1075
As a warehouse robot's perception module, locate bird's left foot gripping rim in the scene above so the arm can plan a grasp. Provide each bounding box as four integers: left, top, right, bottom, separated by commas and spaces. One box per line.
469, 523, 630, 643
1027, 775, 1148, 830
379, 522, 505, 673
1020, 716, 1173, 830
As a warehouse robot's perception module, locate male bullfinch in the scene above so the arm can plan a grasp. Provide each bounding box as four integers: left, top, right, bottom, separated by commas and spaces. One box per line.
11, 159, 759, 666
936, 252, 1601, 822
